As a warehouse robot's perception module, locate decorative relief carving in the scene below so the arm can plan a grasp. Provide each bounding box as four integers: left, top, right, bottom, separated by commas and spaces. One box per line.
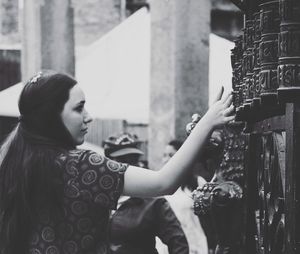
253, 133, 285, 253
279, 24, 300, 58
278, 0, 300, 89
259, 65, 279, 93
279, 0, 300, 23
187, 119, 246, 254
259, 34, 279, 65
260, 1, 280, 35
278, 58, 300, 87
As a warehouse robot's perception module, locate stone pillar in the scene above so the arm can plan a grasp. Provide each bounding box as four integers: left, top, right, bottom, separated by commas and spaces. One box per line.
22, 0, 75, 81
149, 0, 211, 169
72, 0, 124, 46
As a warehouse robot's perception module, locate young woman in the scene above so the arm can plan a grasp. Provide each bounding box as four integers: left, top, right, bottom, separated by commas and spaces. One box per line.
0, 70, 234, 254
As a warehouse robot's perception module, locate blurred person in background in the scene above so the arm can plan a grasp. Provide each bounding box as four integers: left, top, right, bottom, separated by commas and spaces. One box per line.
163, 130, 224, 254
103, 133, 189, 254
162, 139, 208, 254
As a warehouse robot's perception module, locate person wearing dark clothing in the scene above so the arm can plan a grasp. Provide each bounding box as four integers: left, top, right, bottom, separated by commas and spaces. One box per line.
110, 197, 188, 254
104, 133, 189, 254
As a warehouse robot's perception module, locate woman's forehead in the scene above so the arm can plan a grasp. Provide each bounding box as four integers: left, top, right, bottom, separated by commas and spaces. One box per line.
69, 85, 85, 102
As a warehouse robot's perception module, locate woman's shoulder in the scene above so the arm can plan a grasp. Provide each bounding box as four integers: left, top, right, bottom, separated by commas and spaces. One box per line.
57, 148, 104, 161
57, 150, 127, 209
57, 149, 127, 174
55, 149, 103, 168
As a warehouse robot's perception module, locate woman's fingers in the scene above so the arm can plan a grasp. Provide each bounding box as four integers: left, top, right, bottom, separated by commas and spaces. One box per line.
212, 86, 224, 104
225, 115, 236, 123
223, 94, 233, 107
220, 92, 232, 104
223, 104, 235, 116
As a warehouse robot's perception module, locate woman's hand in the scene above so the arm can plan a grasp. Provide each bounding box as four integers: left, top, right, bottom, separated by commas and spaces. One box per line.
202, 87, 235, 128
123, 87, 235, 198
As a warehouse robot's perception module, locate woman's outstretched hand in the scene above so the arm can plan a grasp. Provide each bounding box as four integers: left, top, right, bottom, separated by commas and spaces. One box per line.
202, 87, 235, 128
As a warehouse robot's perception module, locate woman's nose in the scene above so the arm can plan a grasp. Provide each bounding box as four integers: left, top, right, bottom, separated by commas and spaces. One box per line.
84, 110, 93, 123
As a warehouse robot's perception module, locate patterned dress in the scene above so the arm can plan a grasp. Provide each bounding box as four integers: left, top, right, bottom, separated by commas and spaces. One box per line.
28, 149, 128, 254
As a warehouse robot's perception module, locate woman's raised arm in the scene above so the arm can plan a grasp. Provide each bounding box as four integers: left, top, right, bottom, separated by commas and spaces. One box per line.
123, 92, 235, 197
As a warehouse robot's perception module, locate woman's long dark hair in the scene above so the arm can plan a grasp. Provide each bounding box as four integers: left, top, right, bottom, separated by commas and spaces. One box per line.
0, 71, 77, 253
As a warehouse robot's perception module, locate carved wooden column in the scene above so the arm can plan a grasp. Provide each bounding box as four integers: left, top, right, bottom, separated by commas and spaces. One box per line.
277, 1, 300, 253
259, 1, 280, 104
277, 0, 300, 100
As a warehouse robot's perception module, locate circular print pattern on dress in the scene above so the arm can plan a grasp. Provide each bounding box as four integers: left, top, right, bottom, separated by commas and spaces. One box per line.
81, 234, 94, 250
99, 175, 114, 190
106, 160, 121, 172
89, 153, 104, 165
82, 170, 97, 185
31, 232, 39, 245
29, 248, 42, 254
66, 161, 79, 176
94, 193, 110, 207
77, 218, 92, 233
41, 226, 55, 242
80, 189, 93, 200
45, 246, 60, 254
65, 184, 80, 198
71, 201, 88, 216
63, 241, 78, 254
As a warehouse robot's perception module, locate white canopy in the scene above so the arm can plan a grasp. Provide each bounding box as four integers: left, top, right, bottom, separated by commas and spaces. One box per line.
0, 8, 151, 122
209, 33, 234, 105
0, 82, 23, 117
76, 7, 150, 123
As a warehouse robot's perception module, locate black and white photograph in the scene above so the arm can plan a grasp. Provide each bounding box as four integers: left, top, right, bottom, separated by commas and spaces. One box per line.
0, 0, 299, 253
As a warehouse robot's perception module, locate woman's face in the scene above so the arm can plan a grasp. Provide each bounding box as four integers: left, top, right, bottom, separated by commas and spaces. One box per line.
61, 85, 92, 145
162, 145, 177, 165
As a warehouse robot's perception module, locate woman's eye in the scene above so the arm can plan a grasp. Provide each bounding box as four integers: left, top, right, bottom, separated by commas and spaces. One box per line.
75, 106, 84, 112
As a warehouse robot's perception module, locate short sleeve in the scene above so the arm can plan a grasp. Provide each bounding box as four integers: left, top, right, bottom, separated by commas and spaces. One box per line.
65, 150, 128, 209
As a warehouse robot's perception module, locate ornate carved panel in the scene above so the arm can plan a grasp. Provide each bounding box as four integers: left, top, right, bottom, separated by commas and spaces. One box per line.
251, 132, 285, 254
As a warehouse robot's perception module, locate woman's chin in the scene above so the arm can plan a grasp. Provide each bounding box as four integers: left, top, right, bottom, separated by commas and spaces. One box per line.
75, 138, 85, 146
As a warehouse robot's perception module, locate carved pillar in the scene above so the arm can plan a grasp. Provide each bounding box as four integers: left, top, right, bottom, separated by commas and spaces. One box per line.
230, 0, 284, 122
277, 0, 300, 101
252, 10, 261, 105
259, 1, 280, 103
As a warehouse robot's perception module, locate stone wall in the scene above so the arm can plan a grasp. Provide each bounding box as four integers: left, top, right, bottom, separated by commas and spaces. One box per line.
0, 0, 125, 47
0, 0, 20, 44
72, 0, 124, 46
